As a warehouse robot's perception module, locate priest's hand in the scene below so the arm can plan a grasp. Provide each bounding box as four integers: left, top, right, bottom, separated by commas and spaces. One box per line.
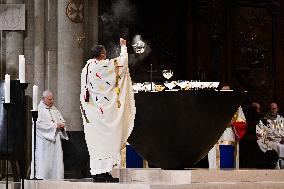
120, 38, 126, 46
57, 122, 65, 131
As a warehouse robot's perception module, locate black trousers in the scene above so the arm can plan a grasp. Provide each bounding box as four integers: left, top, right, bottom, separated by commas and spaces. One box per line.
263, 150, 279, 169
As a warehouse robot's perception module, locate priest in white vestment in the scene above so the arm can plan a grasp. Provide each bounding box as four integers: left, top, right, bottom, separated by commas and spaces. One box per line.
80, 38, 135, 182
30, 90, 69, 179
256, 102, 284, 169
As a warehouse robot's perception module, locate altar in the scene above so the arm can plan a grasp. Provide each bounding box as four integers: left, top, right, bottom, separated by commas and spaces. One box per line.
129, 90, 246, 169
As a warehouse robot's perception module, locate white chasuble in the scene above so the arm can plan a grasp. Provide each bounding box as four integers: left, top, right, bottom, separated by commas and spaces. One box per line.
30, 101, 69, 180
80, 45, 136, 175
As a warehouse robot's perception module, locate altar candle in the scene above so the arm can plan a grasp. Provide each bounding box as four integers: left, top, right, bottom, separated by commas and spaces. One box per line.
19, 55, 25, 83
4, 74, 10, 103
33, 85, 38, 111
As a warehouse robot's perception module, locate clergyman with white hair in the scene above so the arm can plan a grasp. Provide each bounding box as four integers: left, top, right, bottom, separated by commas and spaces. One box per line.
30, 90, 69, 179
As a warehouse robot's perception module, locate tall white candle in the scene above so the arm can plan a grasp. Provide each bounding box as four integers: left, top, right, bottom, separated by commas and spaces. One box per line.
19, 55, 25, 83
4, 74, 10, 103
33, 85, 38, 111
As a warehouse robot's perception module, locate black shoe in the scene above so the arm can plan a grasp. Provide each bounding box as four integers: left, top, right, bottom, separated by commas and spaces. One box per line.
93, 173, 119, 183
105, 172, 119, 183
93, 173, 107, 182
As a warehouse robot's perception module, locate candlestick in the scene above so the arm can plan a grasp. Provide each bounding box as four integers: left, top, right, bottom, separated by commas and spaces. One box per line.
19, 55, 25, 83
31, 110, 39, 180
3, 103, 11, 189
33, 85, 38, 111
4, 74, 10, 103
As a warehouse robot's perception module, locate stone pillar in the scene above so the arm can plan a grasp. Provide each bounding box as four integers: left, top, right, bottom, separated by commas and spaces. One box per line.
45, 0, 58, 98
83, 0, 98, 62
5, 0, 24, 79
24, 0, 35, 96
0, 0, 4, 79
33, 0, 45, 95
58, 0, 84, 131
0, 28, 5, 80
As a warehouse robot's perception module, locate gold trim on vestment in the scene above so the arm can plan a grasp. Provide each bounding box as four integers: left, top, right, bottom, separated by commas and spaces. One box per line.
216, 144, 220, 168
143, 160, 149, 168
114, 59, 121, 108
216, 140, 236, 168
121, 147, 126, 168
219, 140, 235, 146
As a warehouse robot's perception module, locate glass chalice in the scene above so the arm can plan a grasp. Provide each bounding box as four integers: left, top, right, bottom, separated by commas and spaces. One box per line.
164, 81, 177, 91
177, 80, 189, 90
162, 70, 173, 80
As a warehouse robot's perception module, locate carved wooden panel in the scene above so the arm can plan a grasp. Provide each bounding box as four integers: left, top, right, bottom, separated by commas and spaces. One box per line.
232, 6, 274, 107
191, 0, 281, 109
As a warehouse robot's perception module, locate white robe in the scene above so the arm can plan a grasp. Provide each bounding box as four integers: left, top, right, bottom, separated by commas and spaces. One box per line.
80, 45, 136, 175
30, 101, 69, 180
256, 114, 284, 153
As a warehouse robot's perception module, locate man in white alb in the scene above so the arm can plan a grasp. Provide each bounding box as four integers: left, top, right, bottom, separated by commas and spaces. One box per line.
80, 38, 135, 182
30, 90, 69, 179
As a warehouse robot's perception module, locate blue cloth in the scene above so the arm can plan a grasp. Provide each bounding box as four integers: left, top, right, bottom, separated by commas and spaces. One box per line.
219, 145, 235, 168
126, 145, 143, 168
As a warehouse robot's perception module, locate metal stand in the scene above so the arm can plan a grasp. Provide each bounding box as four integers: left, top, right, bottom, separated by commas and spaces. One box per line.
3, 103, 11, 189
150, 64, 153, 91
30, 110, 41, 180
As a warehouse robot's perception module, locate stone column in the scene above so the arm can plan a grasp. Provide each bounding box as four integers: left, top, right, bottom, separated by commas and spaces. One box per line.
83, 0, 98, 62
0, 0, 3, 79
33, 0, 45, 95
24, 0, 35, 96
5, 0, 24, 79
58, 0, 85, 131
0, 27, 5, 79
45, 0, 58, 98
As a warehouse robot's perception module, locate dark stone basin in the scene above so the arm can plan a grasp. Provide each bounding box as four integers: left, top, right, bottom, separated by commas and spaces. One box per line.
129, 90, 245, 169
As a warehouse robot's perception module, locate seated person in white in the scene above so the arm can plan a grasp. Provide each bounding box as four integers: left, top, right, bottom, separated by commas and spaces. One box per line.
256, 102, 284, 169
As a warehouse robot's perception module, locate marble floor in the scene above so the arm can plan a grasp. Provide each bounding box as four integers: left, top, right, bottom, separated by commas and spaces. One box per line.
1, 168, 284, 189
